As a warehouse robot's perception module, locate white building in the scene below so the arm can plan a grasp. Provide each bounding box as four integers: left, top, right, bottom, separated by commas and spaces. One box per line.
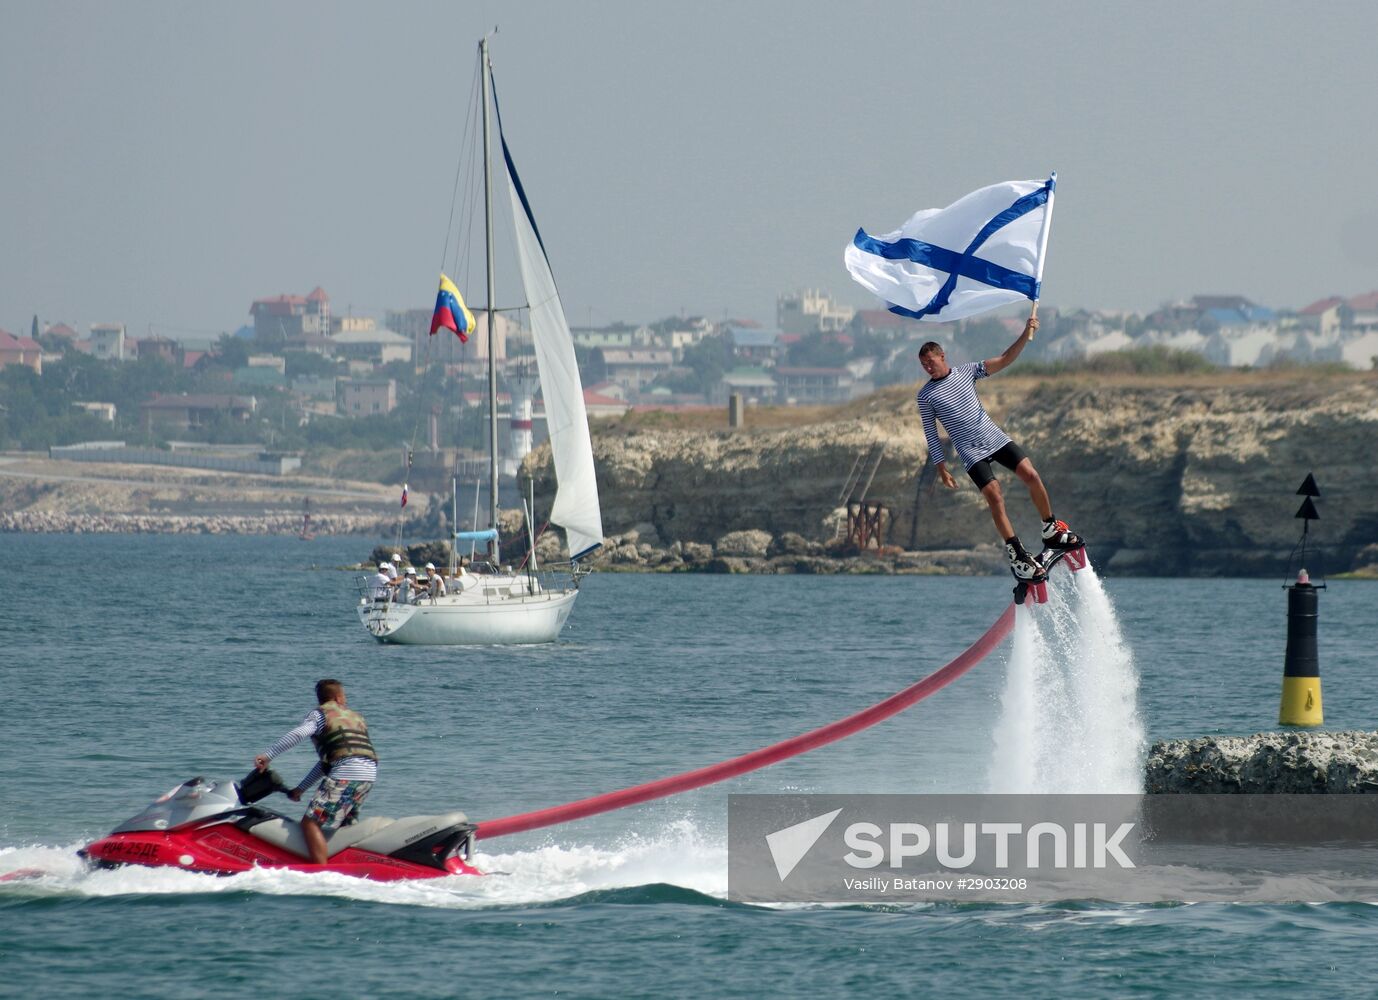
90, 323, 127, 361
777, 289, 855, 335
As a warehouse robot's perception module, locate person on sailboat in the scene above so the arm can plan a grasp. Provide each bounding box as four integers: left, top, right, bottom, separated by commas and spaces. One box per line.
423, 562, 447, 598
916, 314, 1083, 581
403, 567, 421, 603
368, 563, 395, 602
253, 679, 378, 866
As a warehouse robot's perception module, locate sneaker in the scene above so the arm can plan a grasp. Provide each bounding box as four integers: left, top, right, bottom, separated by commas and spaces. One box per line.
1005, 541, 1043, 581
1041, 518, 1084, 550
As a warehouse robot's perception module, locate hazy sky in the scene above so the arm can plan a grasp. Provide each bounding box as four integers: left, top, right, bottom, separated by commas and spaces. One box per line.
5, 1, 1378, 341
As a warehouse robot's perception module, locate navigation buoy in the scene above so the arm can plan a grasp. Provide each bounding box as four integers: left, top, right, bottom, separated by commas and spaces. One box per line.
1280, 567, 1323, 726
1280, 475, 1324, 727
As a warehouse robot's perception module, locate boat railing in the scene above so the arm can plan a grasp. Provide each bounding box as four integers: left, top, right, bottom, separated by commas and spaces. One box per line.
355, 564, 581, 609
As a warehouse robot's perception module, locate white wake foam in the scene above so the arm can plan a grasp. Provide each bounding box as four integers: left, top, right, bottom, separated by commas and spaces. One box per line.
0, 820, 728, 909
986, 565, 1145, 793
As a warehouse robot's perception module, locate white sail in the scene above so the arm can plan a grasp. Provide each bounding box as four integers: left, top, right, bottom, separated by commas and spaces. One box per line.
500, 132, 604, 560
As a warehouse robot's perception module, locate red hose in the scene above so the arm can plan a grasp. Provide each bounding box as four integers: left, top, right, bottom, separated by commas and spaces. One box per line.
478, 602, 1016, 840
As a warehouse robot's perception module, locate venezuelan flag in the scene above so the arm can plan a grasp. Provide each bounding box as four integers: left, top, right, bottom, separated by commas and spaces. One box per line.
430, 274, 476, 342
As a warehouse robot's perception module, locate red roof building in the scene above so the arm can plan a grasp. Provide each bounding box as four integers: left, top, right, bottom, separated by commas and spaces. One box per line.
0, 330, 43, 374
250, 288, 330, 339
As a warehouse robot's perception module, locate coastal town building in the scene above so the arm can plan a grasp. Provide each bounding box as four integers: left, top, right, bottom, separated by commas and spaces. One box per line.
333, 315, 377, 334
250, 287, 330, 342
572, 324, 638, 350
582, 389, 631, 417
90, 323, 127, 361
141, 393, 256, 431
74, 401, 117, 421
778, 289, 855, 335
772, 366, 867, 405
133, 336, 182, 365
338, 379, 397, 416
712, 367, 777, 405
389, 307, 513, 367
0, 330, 44, 373
597, 348, 674, 392
726, 326, 782, 366
329, 327, 413, 367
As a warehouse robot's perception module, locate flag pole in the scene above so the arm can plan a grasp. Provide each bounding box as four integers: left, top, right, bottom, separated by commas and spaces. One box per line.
1029, 171, 1056, 340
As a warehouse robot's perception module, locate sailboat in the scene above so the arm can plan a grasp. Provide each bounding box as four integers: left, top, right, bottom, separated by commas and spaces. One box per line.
357, 37, 603, 646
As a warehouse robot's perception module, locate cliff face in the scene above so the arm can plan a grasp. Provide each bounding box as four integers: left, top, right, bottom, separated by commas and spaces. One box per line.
523, 374, 1378, 575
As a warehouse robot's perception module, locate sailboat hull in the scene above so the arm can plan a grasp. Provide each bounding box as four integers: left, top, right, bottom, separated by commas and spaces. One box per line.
358, 587, 579, 645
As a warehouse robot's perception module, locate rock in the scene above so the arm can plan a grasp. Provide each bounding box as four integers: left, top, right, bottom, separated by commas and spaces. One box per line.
1145, 731, 1378, 793
715, 529, 772, 558
771, 531, 817, 556
630, 521, 660, 543
681, 541, 713, 563
703, 556, 761, 574
535, 532, 566, 562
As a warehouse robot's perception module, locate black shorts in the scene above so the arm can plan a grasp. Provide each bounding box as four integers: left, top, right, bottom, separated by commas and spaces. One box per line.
966, 441, 1028, 490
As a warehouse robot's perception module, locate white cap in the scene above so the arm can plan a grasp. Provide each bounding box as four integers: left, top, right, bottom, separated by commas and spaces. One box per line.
379, 562, 393, 572
424, 562, 436, 570
405, 567, 417, 575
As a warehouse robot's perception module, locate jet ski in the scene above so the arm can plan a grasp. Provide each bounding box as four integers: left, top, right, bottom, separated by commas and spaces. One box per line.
80, 771, 483, 881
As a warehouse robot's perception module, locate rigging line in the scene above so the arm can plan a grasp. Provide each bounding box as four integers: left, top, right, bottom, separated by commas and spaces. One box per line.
476, 603, 1016, 841
453, 61, 484, 282
439, 56, 483, 275
513, 520, 550, 572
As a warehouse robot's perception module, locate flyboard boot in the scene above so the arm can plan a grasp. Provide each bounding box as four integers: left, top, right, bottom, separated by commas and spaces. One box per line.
1007, 539, 1050, 605
1040, 518, 1088, 571
1014, 519, 1090, 604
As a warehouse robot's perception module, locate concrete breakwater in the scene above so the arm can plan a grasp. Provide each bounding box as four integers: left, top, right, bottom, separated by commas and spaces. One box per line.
1145, 731, 1378, 793
0, 511, 390, 535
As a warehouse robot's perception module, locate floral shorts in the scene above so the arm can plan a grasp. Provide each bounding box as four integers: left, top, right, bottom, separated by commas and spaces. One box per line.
304, 777, 372, 828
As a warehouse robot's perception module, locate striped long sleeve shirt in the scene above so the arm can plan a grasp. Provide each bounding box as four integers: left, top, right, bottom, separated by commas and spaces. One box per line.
916, 361, 1011, 469
263, 709, 378, 791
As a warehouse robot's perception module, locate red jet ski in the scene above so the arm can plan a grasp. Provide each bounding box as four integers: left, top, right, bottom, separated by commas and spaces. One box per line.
80, 772, 483, 881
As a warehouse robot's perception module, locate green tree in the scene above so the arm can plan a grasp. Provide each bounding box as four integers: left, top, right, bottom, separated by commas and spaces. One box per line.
786, 331, 847, 369
213, 333, 249, 370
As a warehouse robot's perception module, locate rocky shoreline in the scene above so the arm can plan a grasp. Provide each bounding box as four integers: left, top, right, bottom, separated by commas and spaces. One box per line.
1145, 731, 1378, 793
0, 511, 391, 535
575, 526, 1003, 575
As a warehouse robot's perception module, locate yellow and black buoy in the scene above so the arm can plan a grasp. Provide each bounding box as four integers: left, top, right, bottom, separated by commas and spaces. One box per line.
1280, 474, 1324, 726
1279, 567, 1323, 726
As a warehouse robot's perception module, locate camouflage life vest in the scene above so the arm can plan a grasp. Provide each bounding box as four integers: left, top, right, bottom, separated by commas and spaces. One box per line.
311, 700, 377, 772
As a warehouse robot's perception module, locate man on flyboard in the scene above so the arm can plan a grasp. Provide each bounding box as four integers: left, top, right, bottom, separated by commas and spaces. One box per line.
916, 308, 1084, 584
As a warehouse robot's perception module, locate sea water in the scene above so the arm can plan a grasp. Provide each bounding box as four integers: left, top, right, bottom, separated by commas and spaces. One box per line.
2, 534, 1377, 998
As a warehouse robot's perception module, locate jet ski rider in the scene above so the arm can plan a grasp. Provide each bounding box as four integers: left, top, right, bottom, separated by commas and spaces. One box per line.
254, 678, 378, 866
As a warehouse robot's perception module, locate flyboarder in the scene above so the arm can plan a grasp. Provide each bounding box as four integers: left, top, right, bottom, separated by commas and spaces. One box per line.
916, 311, 1083, 582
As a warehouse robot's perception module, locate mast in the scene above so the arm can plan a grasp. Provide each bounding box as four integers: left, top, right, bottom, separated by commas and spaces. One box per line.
480, 36, 500, 562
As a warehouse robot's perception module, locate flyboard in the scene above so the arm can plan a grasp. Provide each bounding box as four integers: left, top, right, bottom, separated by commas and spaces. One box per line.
1012, 543, 1089, 605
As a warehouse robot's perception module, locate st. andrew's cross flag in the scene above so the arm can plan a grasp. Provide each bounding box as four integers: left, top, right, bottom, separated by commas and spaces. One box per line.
430, 273, 477, 342
844, 174, 1055, 323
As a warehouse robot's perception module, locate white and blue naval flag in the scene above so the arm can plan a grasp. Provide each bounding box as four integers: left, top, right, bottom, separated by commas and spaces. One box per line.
844, 174, 1056, 323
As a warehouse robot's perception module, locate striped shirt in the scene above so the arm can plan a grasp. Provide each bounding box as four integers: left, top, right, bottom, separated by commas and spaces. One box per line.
263, 708, 378, 791
916, 361, 1011, 469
